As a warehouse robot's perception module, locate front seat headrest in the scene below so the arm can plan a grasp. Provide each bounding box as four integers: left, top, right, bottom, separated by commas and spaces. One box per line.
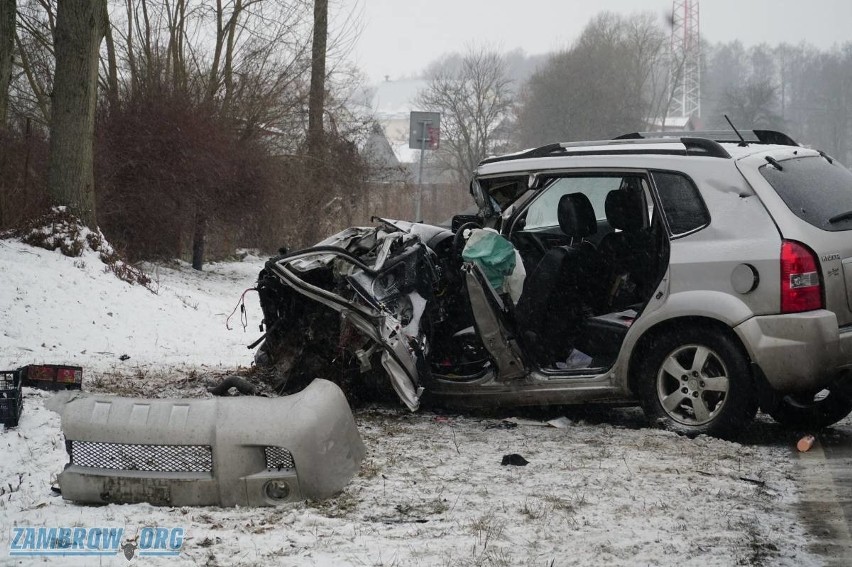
557, 193, 597, 238
605, 188, 646, 232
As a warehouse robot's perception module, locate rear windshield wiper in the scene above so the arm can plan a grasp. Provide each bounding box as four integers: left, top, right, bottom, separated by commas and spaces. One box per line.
765, 156, 784, 171
829, 210, 852, 224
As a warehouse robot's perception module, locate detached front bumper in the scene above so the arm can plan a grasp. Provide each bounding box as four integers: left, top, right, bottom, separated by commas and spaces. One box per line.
735, 310, 852, 393
49, 379, 365, 507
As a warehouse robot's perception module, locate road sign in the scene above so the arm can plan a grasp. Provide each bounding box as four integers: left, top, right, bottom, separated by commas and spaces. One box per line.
409, 111, 440, 150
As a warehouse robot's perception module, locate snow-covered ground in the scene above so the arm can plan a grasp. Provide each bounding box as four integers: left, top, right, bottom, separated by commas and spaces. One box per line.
0, 238, 264, 374
0, 235, 822, 566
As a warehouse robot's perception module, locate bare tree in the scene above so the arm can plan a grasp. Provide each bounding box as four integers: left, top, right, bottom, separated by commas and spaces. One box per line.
634, 13, 684, 129
517, 12, 667, 146
720, 79, 781, 128
10, 0, 53, 126
0, 0, 14, 127
47, 0, 106, 227
98, 0, 318, 268
417, 47, 514, 184
701, 41, 749, 126
5, 0, 370, 260
697, 40, 852, 163
646, 47, 687, 131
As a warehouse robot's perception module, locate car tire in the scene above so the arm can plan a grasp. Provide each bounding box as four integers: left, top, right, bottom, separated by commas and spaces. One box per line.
764, 388, 852, 430
636, 328, 757, 438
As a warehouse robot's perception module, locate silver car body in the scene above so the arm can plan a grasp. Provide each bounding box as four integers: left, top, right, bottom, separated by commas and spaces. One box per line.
461, 142, 852, 402
256, 133, 852, 433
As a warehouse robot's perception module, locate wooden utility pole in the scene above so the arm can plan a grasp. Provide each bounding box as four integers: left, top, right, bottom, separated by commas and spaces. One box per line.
47, 0, 106, 228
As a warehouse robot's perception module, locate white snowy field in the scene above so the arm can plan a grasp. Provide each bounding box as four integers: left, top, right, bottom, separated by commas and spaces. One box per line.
0, 235, 822, 566
0, 237, 264, 374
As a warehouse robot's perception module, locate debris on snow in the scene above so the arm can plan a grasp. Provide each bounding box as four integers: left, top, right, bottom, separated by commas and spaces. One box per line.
501, 453, 530, 466
797, 434, 816, 453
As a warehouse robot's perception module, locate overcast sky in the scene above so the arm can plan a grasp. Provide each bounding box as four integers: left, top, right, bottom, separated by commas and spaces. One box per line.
340, 0, 852, 82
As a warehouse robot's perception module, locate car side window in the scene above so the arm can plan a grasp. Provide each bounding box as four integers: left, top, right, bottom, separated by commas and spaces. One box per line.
523, 177, 621, 230
651, 171, 709, 236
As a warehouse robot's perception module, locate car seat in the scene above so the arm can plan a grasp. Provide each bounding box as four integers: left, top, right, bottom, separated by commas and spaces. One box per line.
598, 181, 657, 311
514, 192, 601, 365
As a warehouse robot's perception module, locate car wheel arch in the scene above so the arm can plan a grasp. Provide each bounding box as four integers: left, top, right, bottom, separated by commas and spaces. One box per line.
626, 316, 754, 397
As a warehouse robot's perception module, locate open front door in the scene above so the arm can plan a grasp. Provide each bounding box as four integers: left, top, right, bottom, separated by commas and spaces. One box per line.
463, 263, 526, 381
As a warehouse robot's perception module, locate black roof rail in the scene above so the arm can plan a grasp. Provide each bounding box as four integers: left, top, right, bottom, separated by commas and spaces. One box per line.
752, 130, 799, 146
479, 143, 564, 165
680, 137, 732, 159
615, 129, 799, 147
479, 136, 731, 166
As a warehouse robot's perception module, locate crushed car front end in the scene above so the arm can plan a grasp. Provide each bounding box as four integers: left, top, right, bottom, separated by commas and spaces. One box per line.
253, 220, 501, 410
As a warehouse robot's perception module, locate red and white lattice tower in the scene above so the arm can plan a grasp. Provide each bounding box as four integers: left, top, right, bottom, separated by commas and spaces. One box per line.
669, 0, 701, 119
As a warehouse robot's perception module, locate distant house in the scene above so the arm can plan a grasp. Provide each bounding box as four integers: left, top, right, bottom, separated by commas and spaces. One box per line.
646, 114, 704, 132
351, 77, 471, 223
361, 123, 408, 183
359, 78, 455, 185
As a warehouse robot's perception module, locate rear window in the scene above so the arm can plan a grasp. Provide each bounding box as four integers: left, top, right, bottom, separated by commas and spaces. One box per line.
760, 156, 852, 232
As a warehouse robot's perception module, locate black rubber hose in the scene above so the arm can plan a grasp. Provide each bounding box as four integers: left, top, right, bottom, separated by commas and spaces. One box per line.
247, 316, 285, 350
208, 376, 257, 396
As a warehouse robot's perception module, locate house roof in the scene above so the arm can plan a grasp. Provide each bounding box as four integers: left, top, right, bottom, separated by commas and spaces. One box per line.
370, 78, 428, 119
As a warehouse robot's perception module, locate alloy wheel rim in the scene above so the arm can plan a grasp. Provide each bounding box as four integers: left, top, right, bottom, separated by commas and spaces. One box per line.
656, 344, 730, 426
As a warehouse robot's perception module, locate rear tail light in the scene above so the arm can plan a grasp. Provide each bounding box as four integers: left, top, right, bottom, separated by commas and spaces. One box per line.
780, 240, 823, 313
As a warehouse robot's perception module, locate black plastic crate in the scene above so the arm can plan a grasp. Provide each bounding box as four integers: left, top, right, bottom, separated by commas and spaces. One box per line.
0, 370, 23, 428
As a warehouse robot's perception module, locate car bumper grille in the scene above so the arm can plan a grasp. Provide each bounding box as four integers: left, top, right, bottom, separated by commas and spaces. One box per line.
69, 440, 213, 473
264, 446, 295, 470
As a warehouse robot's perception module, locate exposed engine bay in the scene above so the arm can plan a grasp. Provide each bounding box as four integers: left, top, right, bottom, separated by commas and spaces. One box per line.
254, 219, 487, 411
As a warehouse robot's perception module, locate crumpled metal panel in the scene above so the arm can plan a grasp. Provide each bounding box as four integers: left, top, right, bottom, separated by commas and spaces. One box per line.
47, 379, 365, 506
269, 250, 423, 411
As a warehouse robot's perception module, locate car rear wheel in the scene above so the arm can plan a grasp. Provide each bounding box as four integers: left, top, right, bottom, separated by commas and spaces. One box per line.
637, 328, 757, 438
763, 386, 852, 430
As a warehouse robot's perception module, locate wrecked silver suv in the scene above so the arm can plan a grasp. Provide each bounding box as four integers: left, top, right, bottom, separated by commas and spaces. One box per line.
253, 130, 852, 438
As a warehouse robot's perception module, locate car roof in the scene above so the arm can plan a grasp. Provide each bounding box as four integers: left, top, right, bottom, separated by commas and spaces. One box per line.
476, 130, 820, 177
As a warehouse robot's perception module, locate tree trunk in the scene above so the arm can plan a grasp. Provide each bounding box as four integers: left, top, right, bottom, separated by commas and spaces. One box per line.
205, 0, 225, 104
221, 0, 241, 112
124, 0, 137, 95
47, 0, 106, 228
307, 0, 327, 156
300, 0, 328, 246
103, 2, 119, 108
0, 0, 14, 127
191, 208, 206, 271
